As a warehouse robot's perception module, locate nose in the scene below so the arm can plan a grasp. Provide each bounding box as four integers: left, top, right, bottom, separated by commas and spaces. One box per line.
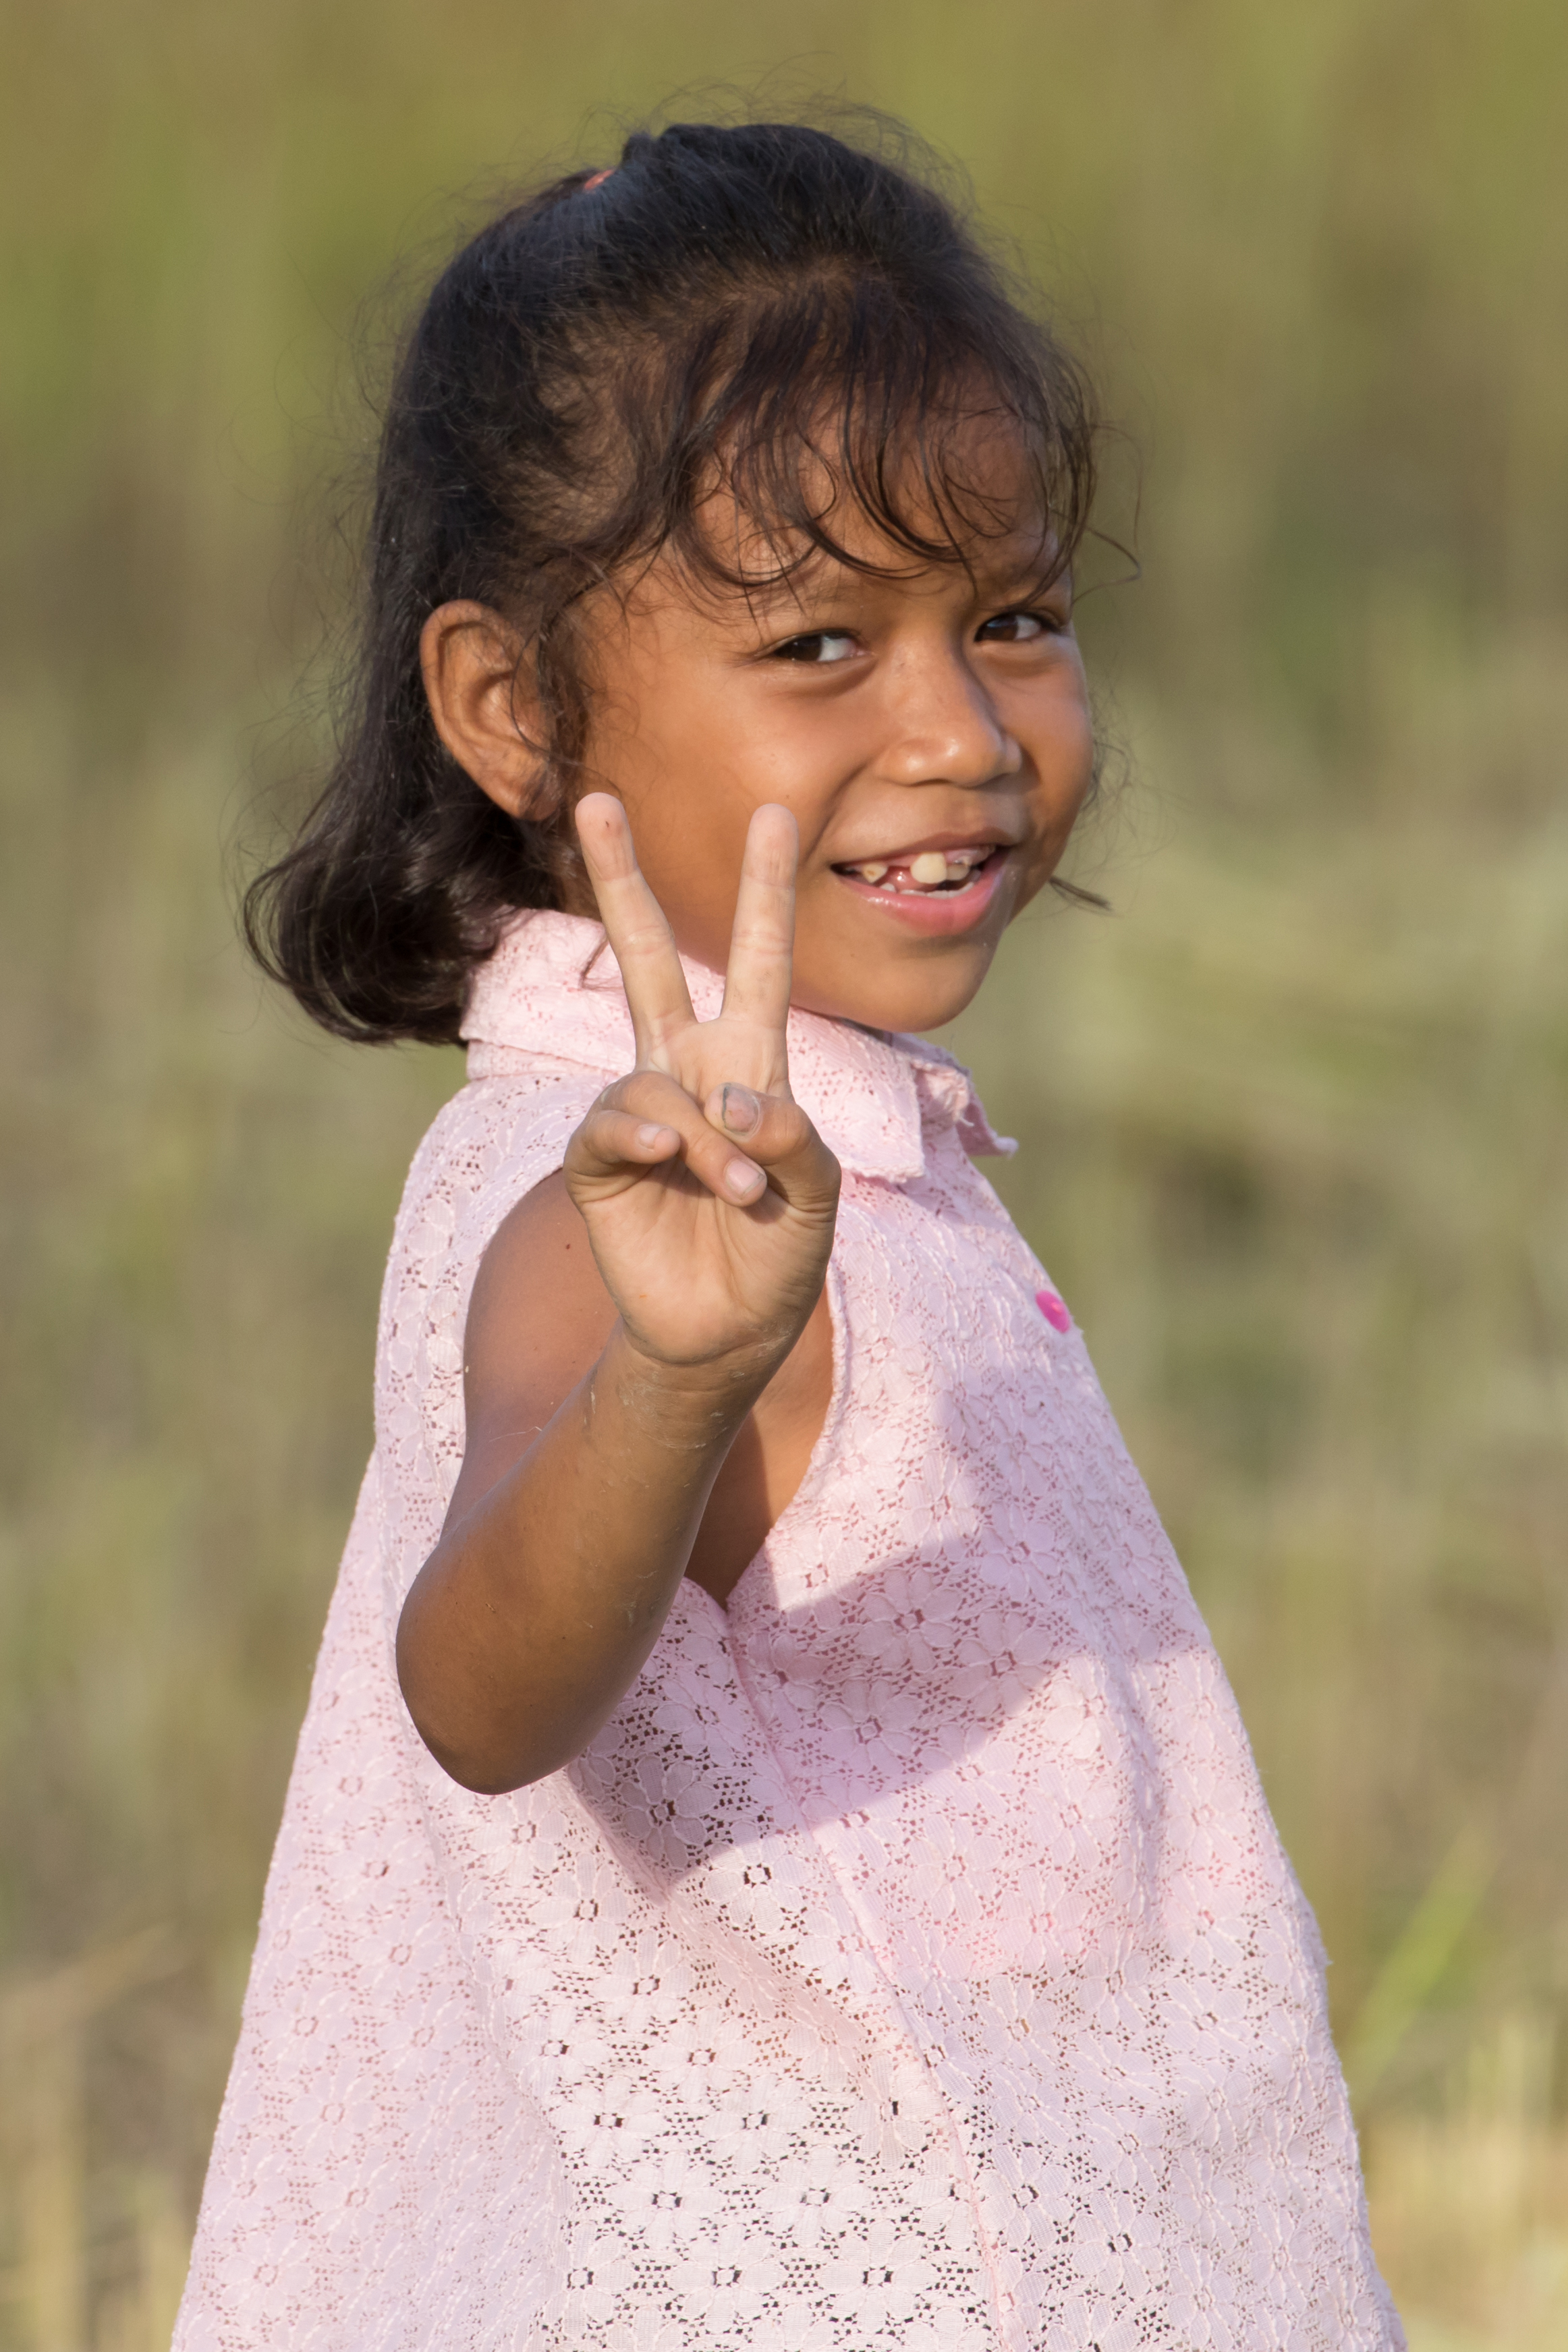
876, 641, 1020, 788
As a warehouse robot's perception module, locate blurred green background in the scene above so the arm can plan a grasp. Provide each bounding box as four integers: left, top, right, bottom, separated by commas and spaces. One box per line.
2, 1, 1565, 2344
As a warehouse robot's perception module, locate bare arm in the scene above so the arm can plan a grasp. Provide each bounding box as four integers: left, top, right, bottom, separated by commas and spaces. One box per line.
395, 800, 839, 1793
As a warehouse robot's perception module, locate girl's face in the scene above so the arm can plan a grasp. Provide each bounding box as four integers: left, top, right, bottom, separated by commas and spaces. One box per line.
430, 422, 1097, 1036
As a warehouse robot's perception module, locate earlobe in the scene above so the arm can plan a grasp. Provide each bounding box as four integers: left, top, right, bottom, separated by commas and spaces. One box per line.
419, 600, 553, 820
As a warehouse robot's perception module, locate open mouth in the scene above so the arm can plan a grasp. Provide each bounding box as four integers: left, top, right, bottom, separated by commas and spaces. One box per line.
830, 846, 1001, 896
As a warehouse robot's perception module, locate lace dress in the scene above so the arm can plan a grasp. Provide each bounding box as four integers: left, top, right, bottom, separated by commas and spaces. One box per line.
175, 910, 1403, 2351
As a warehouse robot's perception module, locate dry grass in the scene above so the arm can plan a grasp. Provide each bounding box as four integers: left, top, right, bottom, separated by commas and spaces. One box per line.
1364, 2014, 1568, 2351
1, 0, 1565, 2341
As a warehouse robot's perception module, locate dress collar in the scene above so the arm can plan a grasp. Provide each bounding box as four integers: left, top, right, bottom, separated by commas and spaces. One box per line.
461, 910, 1013, 1183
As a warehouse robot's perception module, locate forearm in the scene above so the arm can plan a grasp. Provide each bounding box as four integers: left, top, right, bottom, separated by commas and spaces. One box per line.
395, 1323, 772, 1791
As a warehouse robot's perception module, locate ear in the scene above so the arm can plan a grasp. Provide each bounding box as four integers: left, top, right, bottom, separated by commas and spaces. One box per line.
420, 602, 551, 820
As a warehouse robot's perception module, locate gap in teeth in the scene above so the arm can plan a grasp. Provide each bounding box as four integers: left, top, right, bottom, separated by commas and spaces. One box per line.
849, 849, 988, 888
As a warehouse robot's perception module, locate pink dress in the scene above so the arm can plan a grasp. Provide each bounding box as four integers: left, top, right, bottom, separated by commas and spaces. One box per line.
177, 911, 1401, 2351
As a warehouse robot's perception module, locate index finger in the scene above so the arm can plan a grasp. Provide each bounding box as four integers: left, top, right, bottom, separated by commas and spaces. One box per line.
720, 804, 797, 1039
575, 794, 696, 1063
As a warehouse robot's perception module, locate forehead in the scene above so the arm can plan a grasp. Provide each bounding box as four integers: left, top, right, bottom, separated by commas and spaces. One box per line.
692, 405, 1057, 593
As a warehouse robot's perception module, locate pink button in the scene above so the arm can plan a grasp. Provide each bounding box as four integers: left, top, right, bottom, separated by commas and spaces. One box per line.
1035, 1289, 1072, 1333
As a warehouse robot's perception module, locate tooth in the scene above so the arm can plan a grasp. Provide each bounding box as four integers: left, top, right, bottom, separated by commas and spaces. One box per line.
909, 851, 949, 886
857, 862, 889, 883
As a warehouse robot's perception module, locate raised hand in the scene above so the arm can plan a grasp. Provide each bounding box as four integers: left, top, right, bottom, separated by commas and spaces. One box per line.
564, 793, 841, 1380
397, 795, 842, 1791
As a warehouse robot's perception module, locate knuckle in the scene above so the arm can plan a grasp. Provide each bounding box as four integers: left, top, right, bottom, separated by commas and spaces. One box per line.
622, 1069, 692, 1127
769, 1101, 812, 1152
689, 1126, 732, 1170
569, 1117, 613, 1167
617, 1071, 663, 1115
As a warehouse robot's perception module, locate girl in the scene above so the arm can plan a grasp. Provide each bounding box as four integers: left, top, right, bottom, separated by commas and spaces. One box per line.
177, 119, 1402, 2351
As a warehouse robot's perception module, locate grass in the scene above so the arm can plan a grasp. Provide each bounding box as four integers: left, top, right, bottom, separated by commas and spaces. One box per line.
2, 0, 1565, 2340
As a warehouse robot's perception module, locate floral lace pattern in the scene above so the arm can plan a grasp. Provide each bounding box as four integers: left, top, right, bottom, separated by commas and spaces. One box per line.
177, 912, 1402, 2351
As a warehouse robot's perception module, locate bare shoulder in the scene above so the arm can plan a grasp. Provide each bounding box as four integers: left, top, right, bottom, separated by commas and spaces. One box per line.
449, 1171, 618, 1523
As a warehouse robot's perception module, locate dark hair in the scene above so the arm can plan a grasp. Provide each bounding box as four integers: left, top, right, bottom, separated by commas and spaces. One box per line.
247, 115, 1102, 1044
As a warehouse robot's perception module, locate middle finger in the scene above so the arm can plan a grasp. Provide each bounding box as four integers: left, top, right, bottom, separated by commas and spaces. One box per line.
719, 804, 797, 1042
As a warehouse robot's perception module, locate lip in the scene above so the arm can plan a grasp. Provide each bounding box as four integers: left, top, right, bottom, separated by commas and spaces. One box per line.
832, 830, 1012, 866
831, 845, 1012, 934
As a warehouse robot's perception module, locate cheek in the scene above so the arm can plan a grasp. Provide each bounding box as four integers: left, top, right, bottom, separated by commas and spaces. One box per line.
600, 708, 768, 954
1057, 704, 1098, 827
642, 685, 858, 876
1025, 675, 1097, 828
701, 682, 867, 816
1007, 683, 1096, 905
588, 678, 744, 860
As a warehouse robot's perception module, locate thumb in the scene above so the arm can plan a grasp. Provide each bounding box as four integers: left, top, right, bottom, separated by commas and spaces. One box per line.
703, 1086, 841, 1214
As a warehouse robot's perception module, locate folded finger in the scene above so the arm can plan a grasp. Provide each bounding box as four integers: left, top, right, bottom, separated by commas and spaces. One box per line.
575, 794, 695, 1061
702, 1084, 812, 1165
564, 1105, 683, 1185
590, 1071, 768, 1205
703, 1085, 841, 1215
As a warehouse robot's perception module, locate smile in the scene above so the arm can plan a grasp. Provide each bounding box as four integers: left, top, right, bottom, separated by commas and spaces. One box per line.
831, 845, 999, 895
829, 845, 1009, 930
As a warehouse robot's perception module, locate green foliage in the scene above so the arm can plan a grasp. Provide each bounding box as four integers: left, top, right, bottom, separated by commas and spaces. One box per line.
2, 2, 1565, 2338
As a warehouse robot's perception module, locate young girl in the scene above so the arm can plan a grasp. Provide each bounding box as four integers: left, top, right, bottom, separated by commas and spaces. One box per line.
177, 119, 1402, 2351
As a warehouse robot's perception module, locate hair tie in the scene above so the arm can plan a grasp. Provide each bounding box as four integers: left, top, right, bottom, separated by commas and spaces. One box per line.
582, 169, 614, 193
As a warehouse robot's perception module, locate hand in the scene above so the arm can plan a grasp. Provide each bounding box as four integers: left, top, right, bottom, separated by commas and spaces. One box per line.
563, 794, 841, 1382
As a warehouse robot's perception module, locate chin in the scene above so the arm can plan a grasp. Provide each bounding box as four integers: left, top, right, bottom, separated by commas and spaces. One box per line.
802, 943, 995, 1036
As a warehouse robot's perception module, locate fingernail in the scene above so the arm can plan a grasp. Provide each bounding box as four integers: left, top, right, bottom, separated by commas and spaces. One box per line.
721, 1084, 760, 1135
636, 1123, 667, 1148
725, 1158, 760, 1197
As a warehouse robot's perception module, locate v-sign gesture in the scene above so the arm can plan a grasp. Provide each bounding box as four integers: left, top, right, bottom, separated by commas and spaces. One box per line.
397, 797, 839, 1793
564, 794, 841, 1379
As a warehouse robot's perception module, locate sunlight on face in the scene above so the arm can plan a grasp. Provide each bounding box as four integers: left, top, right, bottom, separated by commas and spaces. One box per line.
573, 416, 1097, 1034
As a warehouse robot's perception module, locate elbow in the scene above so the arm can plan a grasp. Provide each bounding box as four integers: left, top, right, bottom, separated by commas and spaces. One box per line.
416, 1740, 555, 1797
394, 1599, 584, 1795
397, 1678, 569, 1795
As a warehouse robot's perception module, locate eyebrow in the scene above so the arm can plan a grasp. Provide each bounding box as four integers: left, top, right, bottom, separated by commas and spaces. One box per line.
730, 547, 1067, 623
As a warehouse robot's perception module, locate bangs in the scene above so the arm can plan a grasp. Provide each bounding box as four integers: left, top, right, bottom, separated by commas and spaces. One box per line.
594, 271, 1098, 604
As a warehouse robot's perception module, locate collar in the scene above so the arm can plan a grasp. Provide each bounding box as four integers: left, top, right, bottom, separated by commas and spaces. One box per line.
461, 910, 1014, 1183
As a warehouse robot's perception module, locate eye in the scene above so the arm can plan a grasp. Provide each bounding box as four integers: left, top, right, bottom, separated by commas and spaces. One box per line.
975, 609, 1061, 644
770, 630, 859, 665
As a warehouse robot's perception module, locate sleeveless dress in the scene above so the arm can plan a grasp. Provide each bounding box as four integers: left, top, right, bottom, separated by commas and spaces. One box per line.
175, 910, 1403, 2352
